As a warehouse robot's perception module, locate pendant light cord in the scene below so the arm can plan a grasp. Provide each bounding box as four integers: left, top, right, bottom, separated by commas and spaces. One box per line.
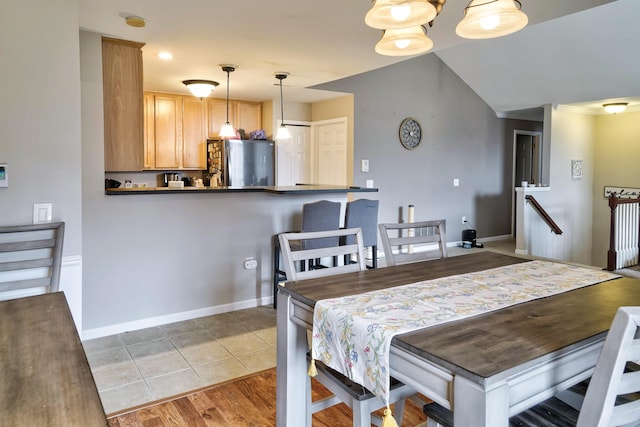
225, 70, 230, 123
279, 79, 285, 126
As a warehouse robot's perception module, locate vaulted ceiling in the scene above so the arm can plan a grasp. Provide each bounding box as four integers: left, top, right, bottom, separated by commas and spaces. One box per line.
79, 0, 639, 115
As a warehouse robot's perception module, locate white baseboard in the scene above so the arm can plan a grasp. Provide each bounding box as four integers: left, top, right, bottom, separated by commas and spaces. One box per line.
82, 295, 274, 340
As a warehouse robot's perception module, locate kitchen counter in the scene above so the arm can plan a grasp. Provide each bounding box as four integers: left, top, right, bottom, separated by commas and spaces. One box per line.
105, 184, 378, 195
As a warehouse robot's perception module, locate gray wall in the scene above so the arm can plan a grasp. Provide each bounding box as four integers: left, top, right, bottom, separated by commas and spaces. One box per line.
0, 0, 82, 255
315, 55, 536, 243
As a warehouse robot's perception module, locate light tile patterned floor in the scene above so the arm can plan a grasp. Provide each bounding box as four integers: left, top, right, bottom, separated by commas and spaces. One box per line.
82, 305, 276, 415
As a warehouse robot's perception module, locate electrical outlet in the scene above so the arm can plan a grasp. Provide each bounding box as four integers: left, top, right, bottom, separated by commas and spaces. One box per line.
243, 257, 258, 270
462, 216, 467, 224
366, 179, 374, 188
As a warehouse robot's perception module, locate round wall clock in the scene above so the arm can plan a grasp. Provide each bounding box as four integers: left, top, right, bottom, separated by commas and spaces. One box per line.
399, 117, 422, 150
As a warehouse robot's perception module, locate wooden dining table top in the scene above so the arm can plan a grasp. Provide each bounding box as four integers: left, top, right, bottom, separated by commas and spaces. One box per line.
0, 292, 108, 426
281, 251, 640, 384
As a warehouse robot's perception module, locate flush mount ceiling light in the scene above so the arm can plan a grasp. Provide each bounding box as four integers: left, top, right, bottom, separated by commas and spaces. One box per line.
603, 103, 628, 114
219, 65, 237, 139
274, 72, 291, 140
456, 0, 528, 39
365, 0, 438, 29
125, 15, 146, 28
182, 80, 219, 99
375, 26, 433, 56
365, 0, 528, 56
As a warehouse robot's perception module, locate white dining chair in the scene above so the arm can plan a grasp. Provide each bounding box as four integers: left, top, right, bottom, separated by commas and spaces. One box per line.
423, 306, 640, 427
0, 222, 65, 297
278, 227, 417, 427
378, 219, 447, 266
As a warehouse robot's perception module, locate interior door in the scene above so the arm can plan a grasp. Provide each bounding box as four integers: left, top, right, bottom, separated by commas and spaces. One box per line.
275, 122, 310, 186
313, 118, 348, 186
514, 132, 541, 186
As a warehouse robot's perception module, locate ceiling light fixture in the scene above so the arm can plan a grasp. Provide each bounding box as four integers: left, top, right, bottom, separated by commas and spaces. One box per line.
157, 52, 173, 60
125, 16, 146, 28
219, 65, 238, 139
274, 72, 291, 140
603, 103, 628, 114
365, 0, 438, 29
375, 25, 433, 56
365, 0, 528, 56
456, 0, 528, 39
182, 80, 219, 99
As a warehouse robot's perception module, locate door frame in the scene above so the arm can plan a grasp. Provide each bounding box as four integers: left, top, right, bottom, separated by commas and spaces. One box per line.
511, 130, 543, 236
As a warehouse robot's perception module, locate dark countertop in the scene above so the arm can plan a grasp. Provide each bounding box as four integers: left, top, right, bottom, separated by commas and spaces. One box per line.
105, 184, 379, 195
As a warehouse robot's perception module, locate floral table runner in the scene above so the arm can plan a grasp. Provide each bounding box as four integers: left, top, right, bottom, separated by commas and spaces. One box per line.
311, 260, 619, 407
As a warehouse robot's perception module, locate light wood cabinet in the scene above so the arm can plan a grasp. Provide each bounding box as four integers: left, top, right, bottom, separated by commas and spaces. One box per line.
102, 37, 145, 172
206, 98, 262, 138
144, 92, 207, 170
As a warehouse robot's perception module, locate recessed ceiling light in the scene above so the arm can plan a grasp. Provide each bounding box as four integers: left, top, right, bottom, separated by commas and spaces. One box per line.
157, 52, 173, 60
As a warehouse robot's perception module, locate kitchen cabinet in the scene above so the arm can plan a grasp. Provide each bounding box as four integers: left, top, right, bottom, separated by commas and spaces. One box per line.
102, 37, 145, 172
144, 92, 207, 170
206, 98, 262, 138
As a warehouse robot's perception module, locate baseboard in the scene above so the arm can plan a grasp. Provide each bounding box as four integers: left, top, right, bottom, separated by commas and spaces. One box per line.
82, 295, 273, 340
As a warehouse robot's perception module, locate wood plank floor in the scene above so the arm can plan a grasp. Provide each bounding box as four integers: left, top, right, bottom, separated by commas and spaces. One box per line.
108, 368, 427, 426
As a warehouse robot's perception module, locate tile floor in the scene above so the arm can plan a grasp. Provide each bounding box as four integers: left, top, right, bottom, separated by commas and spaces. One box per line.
82, 305, 277, 415
84, 238, 516, 415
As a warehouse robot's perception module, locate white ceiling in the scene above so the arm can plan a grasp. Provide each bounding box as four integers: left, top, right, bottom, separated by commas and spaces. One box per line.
78, 0, 640, 114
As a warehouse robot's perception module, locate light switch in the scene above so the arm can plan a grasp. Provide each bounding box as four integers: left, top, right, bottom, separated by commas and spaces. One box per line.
361, 159, 369, 173
33, 203, 52, 224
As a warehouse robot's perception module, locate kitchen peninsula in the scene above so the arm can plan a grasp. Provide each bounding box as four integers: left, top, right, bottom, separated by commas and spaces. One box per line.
105, 184, 377, 195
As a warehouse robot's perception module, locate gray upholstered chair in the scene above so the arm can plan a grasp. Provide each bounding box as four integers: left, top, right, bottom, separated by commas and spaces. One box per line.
423, 306, 640, 427
343, 199, 379, 268
378, 219, 447, 266
272, 200, 341, 308
278, 228, 416, 427
0, 222, 65, 296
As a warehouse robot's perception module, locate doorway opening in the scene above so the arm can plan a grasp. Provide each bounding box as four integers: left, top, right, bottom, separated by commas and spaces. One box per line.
511, 130, 543, 237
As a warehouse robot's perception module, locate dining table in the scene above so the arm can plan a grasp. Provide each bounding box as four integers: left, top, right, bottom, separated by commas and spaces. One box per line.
275, 251, 640, 426
0, 292, 108, 426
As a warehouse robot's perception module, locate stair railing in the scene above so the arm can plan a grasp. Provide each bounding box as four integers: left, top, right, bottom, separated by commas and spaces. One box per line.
524, 195, 563, 235
607, 193, 640, 271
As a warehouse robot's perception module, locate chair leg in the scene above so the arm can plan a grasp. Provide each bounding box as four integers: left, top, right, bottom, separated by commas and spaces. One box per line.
372, 245, 377, 269
273, 235, 280, 309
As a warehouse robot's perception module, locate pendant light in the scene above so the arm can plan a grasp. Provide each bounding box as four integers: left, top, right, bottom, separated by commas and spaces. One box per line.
274, 72, 291, 140
456, 0, 528, 39
375, 26, 433, 56
219, 65, 237, 138
365, 0, 437, 29
182, 80, 219, 99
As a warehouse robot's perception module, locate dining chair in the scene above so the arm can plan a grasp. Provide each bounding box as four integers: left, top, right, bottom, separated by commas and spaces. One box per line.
378, 219, 447, 266
278, 227, 416, 427
343, 199, 379, 268
423, 306, 640, 427
0, 222, 65, 296
272, 200, 341, 308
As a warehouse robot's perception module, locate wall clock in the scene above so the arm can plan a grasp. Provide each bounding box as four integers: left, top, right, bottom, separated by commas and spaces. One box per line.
399, 117, 422, 150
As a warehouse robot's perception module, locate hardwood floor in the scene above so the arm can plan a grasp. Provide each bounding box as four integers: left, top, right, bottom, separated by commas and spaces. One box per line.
108, 368, 427, 426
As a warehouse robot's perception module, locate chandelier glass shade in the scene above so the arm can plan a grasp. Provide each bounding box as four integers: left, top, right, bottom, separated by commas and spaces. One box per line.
365, 0, 438, 29
182, 80, 218, 99
456, 0, 528, 39
375, 26, 433, 56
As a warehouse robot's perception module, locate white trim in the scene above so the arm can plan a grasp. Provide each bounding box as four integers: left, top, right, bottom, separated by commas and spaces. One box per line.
81, 295, 273, 340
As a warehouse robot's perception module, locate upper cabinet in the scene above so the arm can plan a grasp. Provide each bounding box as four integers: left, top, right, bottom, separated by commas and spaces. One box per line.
144, 92, 207, 170
102, 37, 145, 172
206, 99, 262, 139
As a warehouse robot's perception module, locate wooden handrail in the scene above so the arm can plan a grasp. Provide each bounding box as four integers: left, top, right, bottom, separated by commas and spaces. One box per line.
524, 195, 563, 235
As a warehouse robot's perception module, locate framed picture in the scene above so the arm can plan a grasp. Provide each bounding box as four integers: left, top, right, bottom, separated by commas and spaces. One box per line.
571, 159, 583, 180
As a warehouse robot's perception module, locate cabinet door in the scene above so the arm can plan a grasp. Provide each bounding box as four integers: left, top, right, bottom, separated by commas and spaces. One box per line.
207, 98, 235, 138
236, 101, 262, 134
102, 37, 145, 171
182, 97, 207, 169
143, 93, 155, 169
154, 94, 182, 169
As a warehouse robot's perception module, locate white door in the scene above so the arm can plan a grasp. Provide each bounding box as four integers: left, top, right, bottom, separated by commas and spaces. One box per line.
275, 122, 311, 186
313, 118, 348, 186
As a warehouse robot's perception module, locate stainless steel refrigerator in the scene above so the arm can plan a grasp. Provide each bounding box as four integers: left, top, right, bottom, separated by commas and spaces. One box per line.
207, 139, 275, 187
